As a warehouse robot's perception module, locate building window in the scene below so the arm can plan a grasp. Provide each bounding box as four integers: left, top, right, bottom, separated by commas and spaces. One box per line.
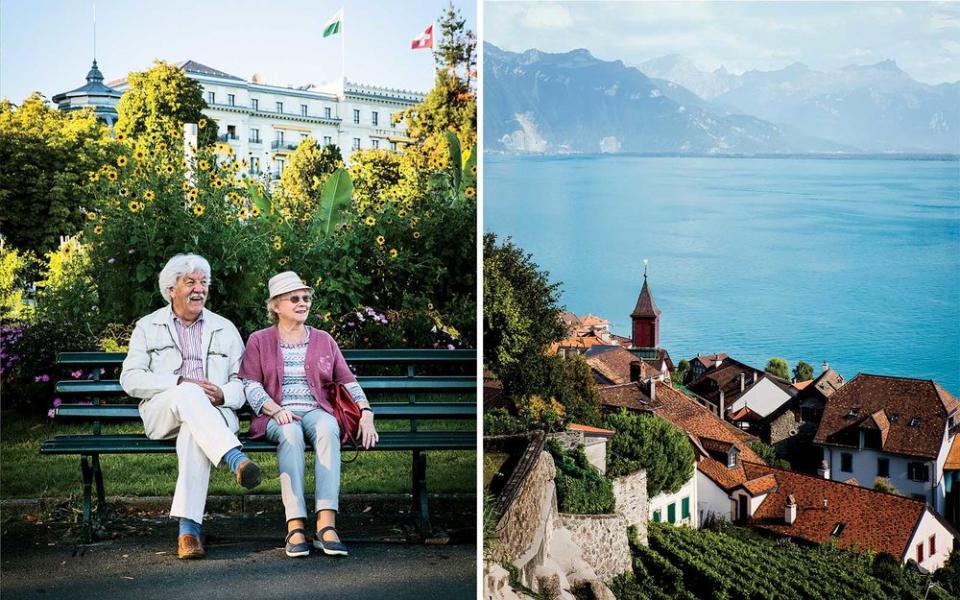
325, 107, 332, 119
276, 101, 284, 113
227, 94, 235, 106
877, 458, 889, 478
277, 131, 285, 145
652, 509, 661, 523
353, 109, 360, 124
667, 503, 676, 524
681, 497, 690, 519
249, 156, 260, 174
929, 535, 936, 556
917, 543, 924, 563
908, 462, 930, 482
352, 138, 360, 150
727, 448, 738, 469
301, 104, 308, 117
841, 453, 853, 473
251, 98, 259, 111
207, 91, 215, 104
390, 141, 397, 151
372, 139, 379, 149
372, 111, 378, 126
323, 135, 332, 146
250, 128, 260, 143
226, 125, 237, 140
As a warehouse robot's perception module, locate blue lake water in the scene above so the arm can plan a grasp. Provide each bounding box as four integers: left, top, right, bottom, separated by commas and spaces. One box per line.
484, 155, 960, 394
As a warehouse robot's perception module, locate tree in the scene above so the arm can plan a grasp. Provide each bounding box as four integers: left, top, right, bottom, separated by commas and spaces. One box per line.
483, 233, 565, 379
0, 94, 116, 254
765, 357, 790, 381
748, 440, 791, 470
793, 360, 814, 382
434, 1, 476, 82
349, 148, 402, 210
558, 353, 602, 425
277, 139, 343, 220
605, 410, 696, 497
671, 358, 691, 386
114, 60, 216, 147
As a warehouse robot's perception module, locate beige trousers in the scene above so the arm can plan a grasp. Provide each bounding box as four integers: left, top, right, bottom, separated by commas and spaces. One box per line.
139, 382, 241, 523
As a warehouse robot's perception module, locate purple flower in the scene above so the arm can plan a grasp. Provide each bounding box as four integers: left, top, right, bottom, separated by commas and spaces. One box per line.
447, 344, 455, 350
34, 374, 50, 383
47, 409, 56, 419
53, 398, 62, 407
71, 370, 83, 379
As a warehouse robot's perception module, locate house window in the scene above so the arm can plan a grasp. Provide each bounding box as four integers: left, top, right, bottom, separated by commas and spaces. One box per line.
276, 157, 285, 175
877, 458, 889, 478
227, 94, 235, 106
372, 111, 378, 126
862, 430, 882, 450
841, 453, 853, 473
249, 156, 260, 174
352, 138, 360, 150
929, 535, 936, 556
908, 462, 930, 482
276, 101, 284, 113
206, 91, 215, 104
323, 135, 332, 146
301, 104, 308, 117
372, 139, 379, 149
251, 98, 259, 111
727, 447, 738, 469
390, 141, 397, 151
652, 509, 661, 523
667, 503, 676, 524
681, 497, 690, 519
226, 125, 236, 139
325, 107, 332, 118
353, 109, 360, 124
917, 543, 924, 563
250, 128, 260, 143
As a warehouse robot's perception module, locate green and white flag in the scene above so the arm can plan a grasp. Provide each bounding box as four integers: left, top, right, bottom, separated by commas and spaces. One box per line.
323, 8, 343, 37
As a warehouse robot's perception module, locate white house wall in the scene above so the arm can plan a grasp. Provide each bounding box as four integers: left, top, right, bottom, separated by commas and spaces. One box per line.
824, 446, 941, 511
729, 378, 790, 418
903, 509, 955, 571
696, 469, 732, 524
649, 473, 698, 528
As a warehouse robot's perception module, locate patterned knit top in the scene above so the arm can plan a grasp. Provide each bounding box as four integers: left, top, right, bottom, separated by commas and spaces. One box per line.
277, 341, 317, 411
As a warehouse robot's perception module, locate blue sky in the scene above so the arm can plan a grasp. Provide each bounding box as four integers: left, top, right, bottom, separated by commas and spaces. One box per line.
485, 1, 960, 84
1, 0, 475, 104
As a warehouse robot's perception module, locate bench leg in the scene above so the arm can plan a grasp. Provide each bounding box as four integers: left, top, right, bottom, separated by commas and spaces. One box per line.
79, 455, 94, 542
92, 454, 108, 525
412, 451, 432, 538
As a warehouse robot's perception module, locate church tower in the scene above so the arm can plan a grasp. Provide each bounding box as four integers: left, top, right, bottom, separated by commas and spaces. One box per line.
630, 261, 661, 349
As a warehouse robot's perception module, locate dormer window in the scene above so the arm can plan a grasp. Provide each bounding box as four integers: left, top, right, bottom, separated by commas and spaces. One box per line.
846, 408, 860, 419
831, 523, 845, 537
909, 417, 921, 427
889, 413, 900, 424
727, 447, 738, 469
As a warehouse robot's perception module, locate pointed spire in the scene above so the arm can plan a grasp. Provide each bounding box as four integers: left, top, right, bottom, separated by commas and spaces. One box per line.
86, 59, 104, 84
631, 261, 661, 318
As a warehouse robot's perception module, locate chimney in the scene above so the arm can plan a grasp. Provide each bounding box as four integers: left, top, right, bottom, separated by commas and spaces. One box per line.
822, 499, 828, 510
714, 355, 723, 369
739, 372, 746, 392
753, 371, 758, 384
719, 389, 725, 419
817, 459, 831, 480
649, 379, 657, 403
785, 495, 797, 525
822, 361, 829, 373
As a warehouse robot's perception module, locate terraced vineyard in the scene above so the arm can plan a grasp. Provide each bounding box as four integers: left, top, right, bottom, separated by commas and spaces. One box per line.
610, 523, 953, 600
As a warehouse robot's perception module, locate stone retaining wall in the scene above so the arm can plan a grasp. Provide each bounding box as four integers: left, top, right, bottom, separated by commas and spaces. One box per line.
559, 513, 633, 580
612, 470, 649, 544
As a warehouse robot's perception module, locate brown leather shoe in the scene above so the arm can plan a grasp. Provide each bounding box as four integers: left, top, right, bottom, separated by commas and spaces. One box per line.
177, 534, 205, 559
236, 459, 262, 489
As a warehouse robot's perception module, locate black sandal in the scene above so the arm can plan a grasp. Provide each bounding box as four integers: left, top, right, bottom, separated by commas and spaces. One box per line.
313, 526, 348, 556
285, 528, 311, 558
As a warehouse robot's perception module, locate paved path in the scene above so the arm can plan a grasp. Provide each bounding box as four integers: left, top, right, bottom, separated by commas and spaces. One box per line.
1, 497, 477, 599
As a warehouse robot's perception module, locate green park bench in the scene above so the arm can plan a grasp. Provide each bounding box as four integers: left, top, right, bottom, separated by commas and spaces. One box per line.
41, 349, 477, 541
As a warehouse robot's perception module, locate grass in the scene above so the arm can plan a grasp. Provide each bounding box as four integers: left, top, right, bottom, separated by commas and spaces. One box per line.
0, 412, 476, 499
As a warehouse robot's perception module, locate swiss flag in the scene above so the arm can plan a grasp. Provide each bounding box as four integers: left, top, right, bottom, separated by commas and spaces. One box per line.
411, 24, 433, 50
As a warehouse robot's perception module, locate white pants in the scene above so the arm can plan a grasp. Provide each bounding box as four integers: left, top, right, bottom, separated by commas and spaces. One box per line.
139, 382, 241, 523
265, 408, 341, 521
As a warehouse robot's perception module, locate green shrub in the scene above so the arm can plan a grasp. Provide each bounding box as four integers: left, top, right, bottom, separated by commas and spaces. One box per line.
483, 408, 527, 436
605, 410, 695, 498
747, 440, 791, 470
545, 439, 614, 514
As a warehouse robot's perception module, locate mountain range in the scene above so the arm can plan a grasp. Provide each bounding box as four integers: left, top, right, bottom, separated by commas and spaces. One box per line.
485, 43, 959, 155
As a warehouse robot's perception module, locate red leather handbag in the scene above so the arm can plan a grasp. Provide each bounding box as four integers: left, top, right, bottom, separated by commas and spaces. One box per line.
325, 382, 362, 462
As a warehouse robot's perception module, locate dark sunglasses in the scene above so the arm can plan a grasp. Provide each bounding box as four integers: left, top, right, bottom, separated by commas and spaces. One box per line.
286, 294, 313, 304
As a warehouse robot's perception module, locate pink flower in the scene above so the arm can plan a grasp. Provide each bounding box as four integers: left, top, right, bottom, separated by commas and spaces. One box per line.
71, 370, 83, 378
53, 398, 62, 407
34, 374, 50, 383
47, 409, 56, 419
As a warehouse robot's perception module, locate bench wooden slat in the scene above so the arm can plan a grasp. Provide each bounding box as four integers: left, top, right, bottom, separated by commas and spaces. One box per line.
56, 376, 476, 396
41, 430, 476, 454
57, 349, 476, 366
53, 403, 476, 420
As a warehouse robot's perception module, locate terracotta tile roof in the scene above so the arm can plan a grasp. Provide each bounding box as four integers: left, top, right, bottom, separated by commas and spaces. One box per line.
569, 423, 615, 436
693, 353, 728, 369
579, 314, 607, 328
806, 368, 846, 400
598, 382, 652, 412
742, 473, 778, 496
813, 374, 960, 460
548, 333, 608, 354
793, 380, 813, 391
745, 462, 932, 560
945, 435, 960, 470
585, 346, 641, 385
687, 357, 767, 408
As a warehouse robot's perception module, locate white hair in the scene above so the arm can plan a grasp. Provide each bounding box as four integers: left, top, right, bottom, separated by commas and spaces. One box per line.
158, 254, 212, 303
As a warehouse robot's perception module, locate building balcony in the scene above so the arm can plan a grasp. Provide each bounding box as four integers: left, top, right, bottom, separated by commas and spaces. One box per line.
271, 140, 299, 151
249, 137, 262, 144
218, 134, 239, 142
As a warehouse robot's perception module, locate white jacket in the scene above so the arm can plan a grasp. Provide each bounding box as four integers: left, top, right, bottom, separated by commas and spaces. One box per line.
120, 306, 246, 427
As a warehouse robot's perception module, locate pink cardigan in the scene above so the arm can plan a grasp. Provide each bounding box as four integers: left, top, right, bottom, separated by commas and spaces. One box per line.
239, 326, 357, 439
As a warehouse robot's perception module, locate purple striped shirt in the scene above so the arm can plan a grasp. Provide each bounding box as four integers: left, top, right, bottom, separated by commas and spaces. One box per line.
172, 313, 205, 379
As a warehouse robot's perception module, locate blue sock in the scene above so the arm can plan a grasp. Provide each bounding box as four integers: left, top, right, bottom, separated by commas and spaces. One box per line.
179, 518, 201, 538
223, 446, 249, 473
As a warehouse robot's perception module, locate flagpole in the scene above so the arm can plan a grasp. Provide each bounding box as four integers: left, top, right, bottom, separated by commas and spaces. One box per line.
341, 9, 345, 89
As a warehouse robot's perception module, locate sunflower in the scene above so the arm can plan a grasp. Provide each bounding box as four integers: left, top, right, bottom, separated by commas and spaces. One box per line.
88, 172, 99, 183
128, 200, 139, 212
136, 201, 145, 212
251, 206, 261, 217
427, 303, 434, 311
224, 214, 234, 224
164, 165, 175, 175
198, 160, 210, 171
397, 209, 407, 218
193, 204, 205, 217
413, 231, 421, 239
116, 133, 126, 141
237, 207, 249, 220
86, 211, 97, 221
464, 186, 476, 199
212, 178, 224, 189
323, 311, 331, 322
389, 248, 398, 258
315, 276, 323, 286
119, 188, 129, 197
279, 256, 289, 266
198, 118, 207, 129
471, 164, 477, 176
364, 215, 376, 226
93, 225, 104, 235
376, 235, 385, 246
188, 189, 199, 201
116, 156, 128, 167
135, 149, 146, 160
144, 190, 156, 201
273, 241, 282, 250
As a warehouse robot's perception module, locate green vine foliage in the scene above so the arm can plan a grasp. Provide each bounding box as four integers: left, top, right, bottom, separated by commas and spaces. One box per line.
545, 439, 615, 514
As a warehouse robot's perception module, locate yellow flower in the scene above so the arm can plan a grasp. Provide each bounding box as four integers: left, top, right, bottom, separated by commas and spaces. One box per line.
128, 200, 139, 212
137, 201, 145, 212
273, 241, 282, 250
116, 156, 128, 167
279, 256, 289, 266
86, 211, 97, 221
144, 190, 156, 201
198, 160, 210, 171
315, 276, 323, 286
323, 311, 331, 322
376, 259, 384, 266
181, 182, 191, 192
198, 118, 207, 129
135, 149, 146, 160
88, 172, 99, 183
413, 231, 421, 239
93, 225, 104, 235
427, 303, 434, 310
376, 235, 385, 246
364, 215, 376, 226
119, 188, 129, 197
116, 133, 126, 141
237, 207, 249, 220
164, 165, 175, 174
251, 206, 261, 217
193, 204, 205, 217
389, 248, 398, 258
464, 186, 476, 199
398, 209, 407, 218
212, 178, 224, 189
224, 214, 234, 224
471, 164, 477, 176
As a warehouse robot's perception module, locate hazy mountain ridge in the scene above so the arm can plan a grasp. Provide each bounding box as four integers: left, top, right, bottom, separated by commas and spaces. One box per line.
485, 43, 849, 155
